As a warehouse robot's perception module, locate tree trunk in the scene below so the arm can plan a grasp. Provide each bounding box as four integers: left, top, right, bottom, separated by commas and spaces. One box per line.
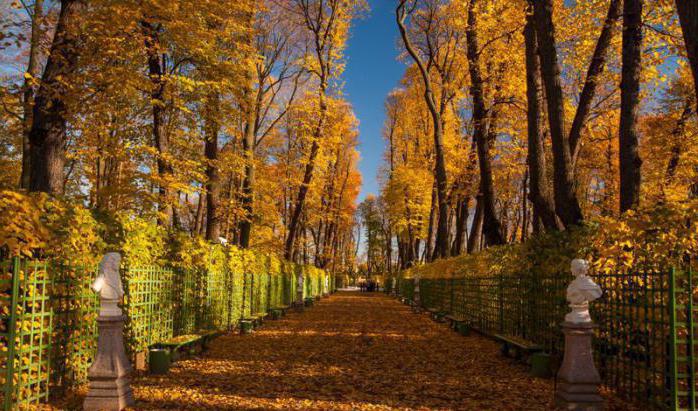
524, 12, 560, 231
142, 21, 173, 225
619, 0, 643, 212
239, 100, 256, 248
28, 0, 84, 194
466, 0, 504, 246
204, 94, 221, 242
285, 133, 322, 260
425, 180, 437, 261
676, 0, 698, 104
467, 196, 484, 253
193, 191, 204, 236
663, 100, 694, 193
285, 85, 328, 260
521, 171, 529, 241
452, 196, 469, 255
532, 0, 583, 226
21, 0, 44, 189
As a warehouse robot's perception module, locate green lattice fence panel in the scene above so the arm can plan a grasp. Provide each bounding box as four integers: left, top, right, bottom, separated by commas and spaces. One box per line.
669, 263, 697, 411
255, 271, 269, 316
249, 272, 259, 316
282, 264, 294, 306
229, 267, 244, 324
303, 267, 311, 299
0, 259, 52, 409
269, 273, 283, 308
123, 266, 174, 356
419, 279, 436, 310
240, 272, 252, 320
524, 272, 566, 354
49, 263, 99, 393
591, 269, 671, 409
173, 267, 198, 336
204, 265, 231, 331
398, 277, 414, 302
0, 254, 323, 410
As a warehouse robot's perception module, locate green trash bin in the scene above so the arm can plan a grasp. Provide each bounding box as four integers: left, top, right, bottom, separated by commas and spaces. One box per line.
530, 352, 552, 378
240, 319, 254, 335
149, 348, 171, 375
455, 322, 470, 336
269, 308, 282, 320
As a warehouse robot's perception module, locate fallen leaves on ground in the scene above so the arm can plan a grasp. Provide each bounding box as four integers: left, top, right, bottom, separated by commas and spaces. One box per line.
136, 292, 549, 410
50, 292, 638, 410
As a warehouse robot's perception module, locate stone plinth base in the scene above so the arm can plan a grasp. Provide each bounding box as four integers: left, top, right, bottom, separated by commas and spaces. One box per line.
555, 321, 603, 411
84, 316, 134, 411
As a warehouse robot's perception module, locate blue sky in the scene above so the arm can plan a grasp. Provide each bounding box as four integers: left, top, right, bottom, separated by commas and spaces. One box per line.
343, 1, 405, 202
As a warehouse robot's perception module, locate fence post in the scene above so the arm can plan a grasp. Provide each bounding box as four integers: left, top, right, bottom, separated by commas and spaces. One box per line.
450, 277, 454, 315
498, 273, 504, 333
266, 270, 272, 313
2, 257, 21, 411
687, 265, 696, 410
669, 268, 679, 410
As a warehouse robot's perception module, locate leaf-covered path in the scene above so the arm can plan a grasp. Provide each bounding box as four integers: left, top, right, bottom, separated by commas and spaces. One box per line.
130, 291, 556, 410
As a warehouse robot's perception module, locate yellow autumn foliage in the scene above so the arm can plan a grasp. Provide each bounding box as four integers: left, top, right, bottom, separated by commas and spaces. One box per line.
402, 200, 698, 281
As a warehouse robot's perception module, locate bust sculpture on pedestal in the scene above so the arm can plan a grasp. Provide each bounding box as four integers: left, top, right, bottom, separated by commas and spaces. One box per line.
295, 272, 305, 311
555, 258, 604, 411
565, 259, 603, 324
83, 253, 135, 411
412, 274, 421, 312
92, 253, 125, 317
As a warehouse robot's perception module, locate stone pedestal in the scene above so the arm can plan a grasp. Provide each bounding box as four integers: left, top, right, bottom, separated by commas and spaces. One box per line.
83, 316, 135, 411
555, 321, 603, 411
412, 279, 421, 312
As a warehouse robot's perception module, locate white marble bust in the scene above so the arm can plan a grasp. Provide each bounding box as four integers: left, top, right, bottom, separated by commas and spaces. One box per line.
92, 252, 124, 317
565, 259, 602, 323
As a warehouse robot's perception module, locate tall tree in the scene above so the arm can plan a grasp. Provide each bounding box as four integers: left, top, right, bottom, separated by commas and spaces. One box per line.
240, 4, 304, 248
141, 21, 174, 225
204, 93, 221, 241
396, 0, 467, 259
20, 0, 44, 189
532, 0, 620, 226
523, 7, 560, 231
465, 0, 504, 246
619, 0, 643, 212
28, 0, 85, 194
284, 0, 363, 260
532, 0, 582, 226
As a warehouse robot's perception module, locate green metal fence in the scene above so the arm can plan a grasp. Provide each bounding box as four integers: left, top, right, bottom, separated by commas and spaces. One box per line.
396, 262, 696, 410
0, 253, 329, 409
